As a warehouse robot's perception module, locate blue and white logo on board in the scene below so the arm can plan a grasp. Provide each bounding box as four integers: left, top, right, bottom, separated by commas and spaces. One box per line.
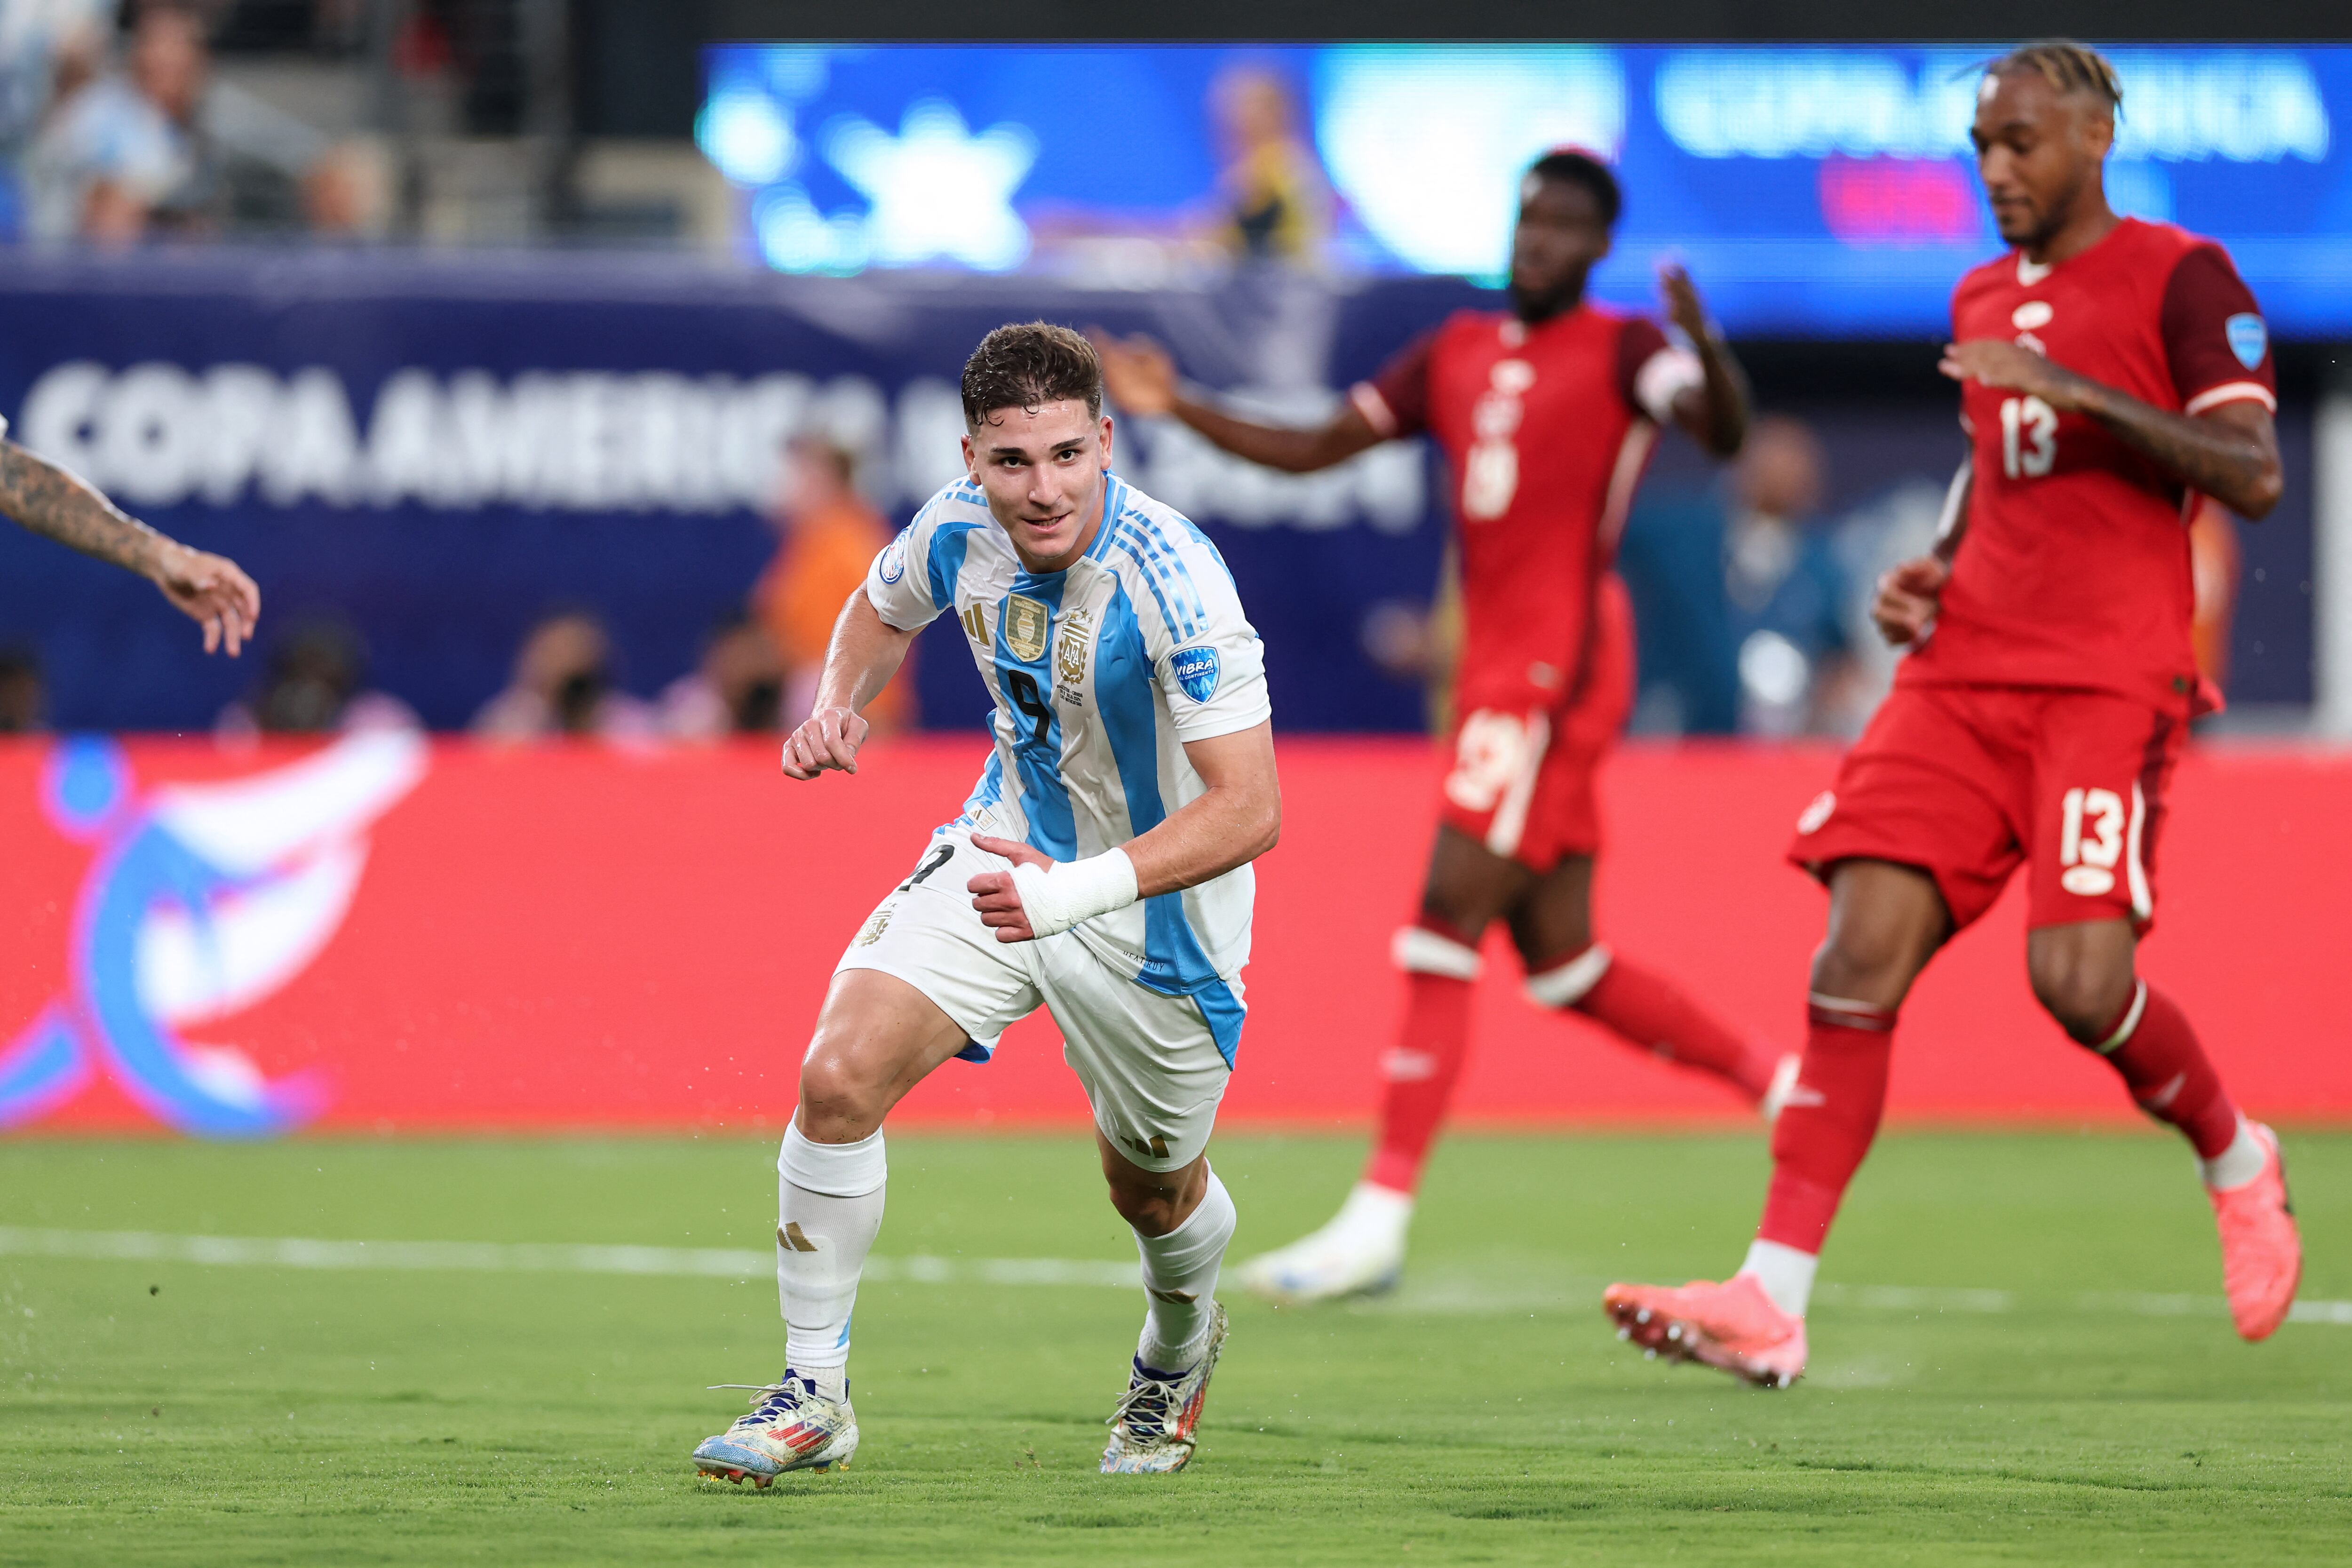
877, 530, 909, 584
1169, 645, 1221, 703
2225, 313, 2268, 370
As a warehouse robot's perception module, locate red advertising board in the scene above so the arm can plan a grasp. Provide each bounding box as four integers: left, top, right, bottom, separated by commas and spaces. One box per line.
2, 733, 2344, 1137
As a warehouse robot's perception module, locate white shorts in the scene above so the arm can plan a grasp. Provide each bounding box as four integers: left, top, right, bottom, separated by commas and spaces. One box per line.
834, 830, 1238, 1172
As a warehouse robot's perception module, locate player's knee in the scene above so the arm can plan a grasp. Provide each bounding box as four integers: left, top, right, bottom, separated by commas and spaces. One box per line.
2027, 946, 2135, 1044
1102, 1155, 1205, 1237
796, 1048, 890, 1139
1106, 1177, 1183, 1237
1810, 921, 1916, 1001
1416, 888, 1492, 947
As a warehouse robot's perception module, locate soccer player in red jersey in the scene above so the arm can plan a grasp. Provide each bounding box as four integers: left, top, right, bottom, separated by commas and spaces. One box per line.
1605, 41, 2302, 1389
1095, 150, 1788, 1304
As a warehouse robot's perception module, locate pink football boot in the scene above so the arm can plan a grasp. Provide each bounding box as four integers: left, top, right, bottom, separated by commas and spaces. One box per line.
2211, 1122, 2302, 1342
1604, 1274, 1807, 1389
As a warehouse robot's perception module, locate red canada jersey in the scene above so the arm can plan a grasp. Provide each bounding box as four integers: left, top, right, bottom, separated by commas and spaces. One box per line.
1908, 218, 2277, 710
1352, 305, 1697, 714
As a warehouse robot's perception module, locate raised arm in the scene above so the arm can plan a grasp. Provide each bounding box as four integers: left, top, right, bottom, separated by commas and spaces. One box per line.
0, 438, 260, 654
781, 587, 919, 780
967, 720, 1280, 943
1657, 264, 1751, 458
1941, 340, 2282, 518
1091, 331, 1383, 475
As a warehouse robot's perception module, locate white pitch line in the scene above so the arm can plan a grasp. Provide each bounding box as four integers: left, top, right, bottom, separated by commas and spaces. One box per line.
0, 1226, 2342, 1326
0, 1226, 1138, 1289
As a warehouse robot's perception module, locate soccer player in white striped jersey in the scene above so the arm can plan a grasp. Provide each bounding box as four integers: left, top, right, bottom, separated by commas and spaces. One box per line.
692, 322, 1280, 1484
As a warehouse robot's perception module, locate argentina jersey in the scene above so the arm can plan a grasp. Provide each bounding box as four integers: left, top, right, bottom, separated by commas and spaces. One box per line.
862, 473, 1272, 1053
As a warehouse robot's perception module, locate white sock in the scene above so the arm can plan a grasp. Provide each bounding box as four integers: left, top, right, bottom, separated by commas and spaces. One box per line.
1739, 1238, 1819, 1320
2201, 1116, 2266, 1192
1331, 1180, 1414, 1247
1135, 1169, 1237, 1370
777, 1118, 887, 1400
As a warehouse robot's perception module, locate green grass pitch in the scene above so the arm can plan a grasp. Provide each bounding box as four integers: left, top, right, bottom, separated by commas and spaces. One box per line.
1, 1129, 2345, 1565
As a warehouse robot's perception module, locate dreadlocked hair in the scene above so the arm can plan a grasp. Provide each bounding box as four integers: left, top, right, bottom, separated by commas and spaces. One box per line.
1990, 39, 2123, 116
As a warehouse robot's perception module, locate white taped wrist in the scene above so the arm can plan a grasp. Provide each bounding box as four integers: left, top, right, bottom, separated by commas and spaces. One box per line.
1009, 848, 1139, 938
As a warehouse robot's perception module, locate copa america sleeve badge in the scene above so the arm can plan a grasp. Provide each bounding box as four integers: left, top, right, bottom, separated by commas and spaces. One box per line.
1169, 645, 1221, 702
878, 530, 910, 584
2225, 313, 2268, 370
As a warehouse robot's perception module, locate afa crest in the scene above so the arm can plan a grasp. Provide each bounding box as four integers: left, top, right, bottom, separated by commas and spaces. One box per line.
1004, 595, 1049, 663
1055, 605, 1096, 687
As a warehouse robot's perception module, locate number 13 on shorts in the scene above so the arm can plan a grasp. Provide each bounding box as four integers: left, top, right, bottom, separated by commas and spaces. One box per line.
2055, 782, 2149, 922
2058, 786, 2123, 895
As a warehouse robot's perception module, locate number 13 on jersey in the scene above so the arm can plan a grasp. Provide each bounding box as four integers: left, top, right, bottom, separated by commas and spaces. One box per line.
2000, 395, 2058, 480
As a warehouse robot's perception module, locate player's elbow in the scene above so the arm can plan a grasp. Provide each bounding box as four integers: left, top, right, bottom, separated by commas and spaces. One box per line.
1235, 788, 1281, 863
2236, 462, 2284, 522
1255, 796, 1282, 859
1700, 406, 1748, 461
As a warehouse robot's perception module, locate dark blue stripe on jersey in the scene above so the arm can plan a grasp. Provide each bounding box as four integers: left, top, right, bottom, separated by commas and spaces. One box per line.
994, 571, 1075, 861
1096, 579, 1244, 1067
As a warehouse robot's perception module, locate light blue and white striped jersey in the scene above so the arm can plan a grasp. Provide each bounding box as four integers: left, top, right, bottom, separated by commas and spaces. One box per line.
864, 473, 1273, 1062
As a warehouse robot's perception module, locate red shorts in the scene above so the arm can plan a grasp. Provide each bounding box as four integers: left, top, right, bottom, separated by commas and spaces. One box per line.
1788, 680, 2187, 933
1439, 577, 1635, 873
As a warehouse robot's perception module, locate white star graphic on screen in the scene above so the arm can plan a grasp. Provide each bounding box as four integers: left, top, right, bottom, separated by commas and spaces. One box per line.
824, 99, 1038, 271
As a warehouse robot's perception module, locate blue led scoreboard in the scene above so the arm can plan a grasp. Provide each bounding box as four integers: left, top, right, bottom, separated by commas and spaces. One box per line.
699, 43, 2352, 337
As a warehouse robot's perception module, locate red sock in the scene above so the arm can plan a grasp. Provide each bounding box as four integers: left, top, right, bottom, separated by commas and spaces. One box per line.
1556, 949, 1781, 1101
1363, 920, 1480, 1195
1756, 997, 1896, 1253
2093, 981, 2240, 1160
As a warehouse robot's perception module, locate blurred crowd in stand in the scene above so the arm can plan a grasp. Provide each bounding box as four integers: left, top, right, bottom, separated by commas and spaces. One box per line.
1, 0, 376, 242
458, 435, 913, 746
171, 433, 909, 748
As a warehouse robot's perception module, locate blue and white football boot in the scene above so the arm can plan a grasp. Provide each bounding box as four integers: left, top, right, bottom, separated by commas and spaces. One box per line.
692, 1374, 858, 1486
1100, 1303, 1228, 1474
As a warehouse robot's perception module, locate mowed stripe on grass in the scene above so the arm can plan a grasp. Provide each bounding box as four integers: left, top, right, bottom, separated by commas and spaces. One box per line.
4, 1223, 2347, 1326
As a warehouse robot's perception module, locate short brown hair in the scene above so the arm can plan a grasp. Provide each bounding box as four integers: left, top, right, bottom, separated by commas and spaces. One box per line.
960, 321, 1102, 427
1988, 39, 2123, 117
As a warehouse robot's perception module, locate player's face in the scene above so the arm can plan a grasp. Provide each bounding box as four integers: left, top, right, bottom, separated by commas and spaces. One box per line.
961, 400, 1115, 572
1971, 70, 2113, 250
1508, 176, 1612, 321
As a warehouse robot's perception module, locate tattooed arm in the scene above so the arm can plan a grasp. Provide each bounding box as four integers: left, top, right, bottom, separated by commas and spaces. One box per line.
1939, 340, 2283, 519
0, 439, 261, 654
